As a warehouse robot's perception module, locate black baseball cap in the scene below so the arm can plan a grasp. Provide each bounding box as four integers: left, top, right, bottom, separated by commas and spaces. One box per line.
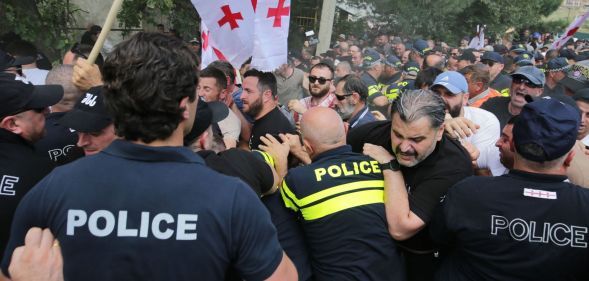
183, 100, 230, 145
0, 74, 63, 119
59, 86, 112, 132
481, 51, 504, 64
514, 98, 579, 162
0, 49, 34, 71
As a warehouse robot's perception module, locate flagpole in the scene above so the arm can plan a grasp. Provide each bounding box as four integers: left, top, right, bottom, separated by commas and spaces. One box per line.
87, 0, 124, 64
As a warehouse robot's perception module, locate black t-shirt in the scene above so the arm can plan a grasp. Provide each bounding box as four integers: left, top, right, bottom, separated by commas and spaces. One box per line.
347, 121, 473, 252
2, 140, 283, 280
490, 73, 512, 96
431, 170, 589, 281
249, 107, 296, 150
282, 145, 406, 280
198, 148, 313, 281
0, 129, 54, 257
35, 112, 84, 166
481, 96, 512, 129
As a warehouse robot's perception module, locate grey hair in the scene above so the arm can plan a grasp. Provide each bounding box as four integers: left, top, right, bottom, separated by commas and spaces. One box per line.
391, 89, 446, 128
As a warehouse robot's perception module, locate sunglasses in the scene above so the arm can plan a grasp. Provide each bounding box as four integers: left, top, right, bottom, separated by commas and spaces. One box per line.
481, 60, 495, 67
335, 93, 353, 101
308, 75, 332, 85
512, 77, 542, 88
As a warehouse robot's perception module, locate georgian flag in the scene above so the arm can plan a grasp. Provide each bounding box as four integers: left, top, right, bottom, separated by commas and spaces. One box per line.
552, 7, 589, 50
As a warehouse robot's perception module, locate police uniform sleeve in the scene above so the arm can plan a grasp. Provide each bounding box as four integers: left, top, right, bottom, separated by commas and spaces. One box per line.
230, 181, 284, 280
1, 174, 51, 276
280, 174, 300, 213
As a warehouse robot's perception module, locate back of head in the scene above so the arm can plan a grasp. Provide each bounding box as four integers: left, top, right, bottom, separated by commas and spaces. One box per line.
513, 98, 579, 166
391, 89, 446, 129
300, 107, 345, 152
102, 32, 199, 143
46, 65, 83, 112
415, 67, 443, 90
459, 64, 490, 89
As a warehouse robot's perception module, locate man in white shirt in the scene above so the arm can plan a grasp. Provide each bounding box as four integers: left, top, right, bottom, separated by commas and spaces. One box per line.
431, 71, 506, 176
5, 40, 48, 85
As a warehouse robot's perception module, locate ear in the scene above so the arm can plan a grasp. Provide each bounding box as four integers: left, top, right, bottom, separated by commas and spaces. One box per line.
509, 139, 516, 153
179, 96, 191, 120
462, 93, 470, 105
219, 88, 228, 100
262, 90, 274, 103
0, 116, 22, 135
564, 150, 575, 167
352, 92, 361, 104
303, 138, 314, 156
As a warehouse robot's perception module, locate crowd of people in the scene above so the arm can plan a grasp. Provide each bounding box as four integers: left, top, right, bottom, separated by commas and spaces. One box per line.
1, 21, 589, 281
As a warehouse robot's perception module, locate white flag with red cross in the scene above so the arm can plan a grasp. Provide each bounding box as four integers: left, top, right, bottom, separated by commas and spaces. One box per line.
552, 7, 589, 50
192, 0, 290, 71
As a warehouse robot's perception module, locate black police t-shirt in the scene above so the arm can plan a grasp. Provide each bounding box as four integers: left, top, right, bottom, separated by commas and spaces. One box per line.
348, 121, 473, 252
431, 170, 589, 281
35, 112, 84, 166
2, 141, 283, 281
0, 129, 54, 257
249, 107, 296, 150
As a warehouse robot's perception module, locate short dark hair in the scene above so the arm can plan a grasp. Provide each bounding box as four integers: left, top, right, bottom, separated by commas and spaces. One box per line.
415, 67, 443, 89
243, 69, 278, 97
338, 74, 368, 102
102, 32, 199, 143
208, 60, 236, 86
199, 66, 228, 90
309, 62, 335, 79
459, 64, 490, 88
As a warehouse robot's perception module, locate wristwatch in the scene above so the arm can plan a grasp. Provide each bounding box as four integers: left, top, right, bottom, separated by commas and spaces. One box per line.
379, 159, 401, 171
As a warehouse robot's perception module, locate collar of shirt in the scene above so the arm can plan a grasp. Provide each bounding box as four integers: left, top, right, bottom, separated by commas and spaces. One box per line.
312, 145, 352, 162
508, 169, 568, 183
468, 88, 490, 106
102, 139, 205, 164
348, 105, 371, 128
302, 93, 337, 109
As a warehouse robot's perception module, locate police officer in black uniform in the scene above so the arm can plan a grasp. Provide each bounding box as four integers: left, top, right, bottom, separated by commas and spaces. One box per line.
1, 32, 297, 281
430, 98, 589, 281
281, 107, 405, 280
0, 74, 63, 263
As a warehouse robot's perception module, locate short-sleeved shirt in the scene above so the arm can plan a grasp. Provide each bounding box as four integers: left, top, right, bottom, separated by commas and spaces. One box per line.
281, 145, 405, 280
481, 96, 513, 129
431, 170, 589, 281
463, 107, 506, 176
0, 129, 54, 257
346, 121, 473, 252
275, 68, 307, 106
1, 140, 283, 281
490, 73, 512, 96
34, 112, 84, 166
249, 107, 296, 150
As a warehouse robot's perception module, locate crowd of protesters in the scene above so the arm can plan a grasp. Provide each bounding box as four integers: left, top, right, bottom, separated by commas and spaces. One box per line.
1, 20, 589, 281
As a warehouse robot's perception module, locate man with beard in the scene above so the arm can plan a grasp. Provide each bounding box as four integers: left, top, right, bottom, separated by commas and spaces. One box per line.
334, 75, 376, 130
241, 69, 296, 150
288, 63, 337, 123
481, 66, 545, 129
358, 89, 472, 281
575, 89, 589, 147
431, 71, 505, 176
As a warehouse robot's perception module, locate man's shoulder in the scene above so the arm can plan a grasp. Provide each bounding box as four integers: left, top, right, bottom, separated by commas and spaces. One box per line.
481, 96, 509, 108
464, 107, 500, 126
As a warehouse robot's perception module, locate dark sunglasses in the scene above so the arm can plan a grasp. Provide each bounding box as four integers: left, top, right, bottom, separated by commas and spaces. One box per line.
512, 77, 542, 88
481, 60, 495, 67
309, 75, 332, 85
335, 93, 353, 101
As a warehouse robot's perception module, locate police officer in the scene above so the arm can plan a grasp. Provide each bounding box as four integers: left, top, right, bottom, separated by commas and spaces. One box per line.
1, 32, 297, 281
281, 107, 405, 280
360, 49, 389, 108
431, 98, 589, 280
0, 74, 63, 266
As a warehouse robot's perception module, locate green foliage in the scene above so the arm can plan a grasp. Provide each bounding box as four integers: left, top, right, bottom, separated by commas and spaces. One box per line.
0, 0, 78, 61
117, 0, 200, 40
346, 0, 563, 45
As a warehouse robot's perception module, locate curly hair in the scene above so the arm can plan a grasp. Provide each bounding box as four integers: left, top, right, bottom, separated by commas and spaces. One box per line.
102, 32, 199, 143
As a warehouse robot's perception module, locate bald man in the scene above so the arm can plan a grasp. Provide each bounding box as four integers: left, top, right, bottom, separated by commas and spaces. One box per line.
280, 108, 405, 280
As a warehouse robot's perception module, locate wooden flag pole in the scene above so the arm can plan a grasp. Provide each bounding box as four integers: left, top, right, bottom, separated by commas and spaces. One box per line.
87, 0, 124, 64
